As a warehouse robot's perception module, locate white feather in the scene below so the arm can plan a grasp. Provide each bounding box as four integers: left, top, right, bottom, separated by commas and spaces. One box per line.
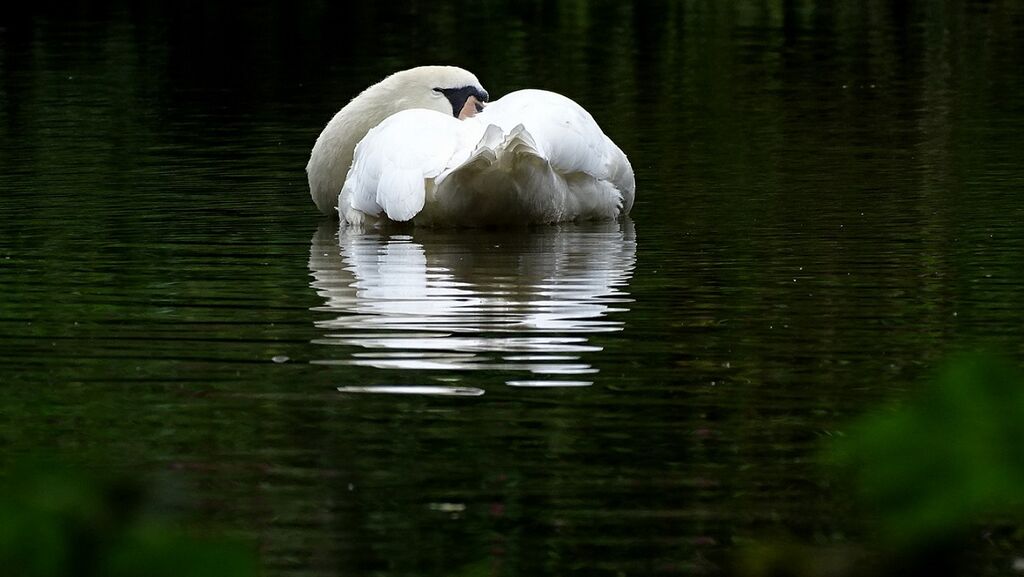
340, 109, 485, 223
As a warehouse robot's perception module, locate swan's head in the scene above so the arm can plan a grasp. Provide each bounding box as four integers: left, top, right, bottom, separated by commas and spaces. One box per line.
307, 66, 489, 215
379, 65, 489, 119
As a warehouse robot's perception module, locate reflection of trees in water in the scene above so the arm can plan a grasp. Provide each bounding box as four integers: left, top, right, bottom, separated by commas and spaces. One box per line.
308, 220, 636, 387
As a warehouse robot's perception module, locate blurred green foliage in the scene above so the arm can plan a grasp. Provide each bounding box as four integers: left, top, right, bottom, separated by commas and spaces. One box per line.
0, 463, 258, 577
831, 354, 1024, 548
740, 354, 1024, 576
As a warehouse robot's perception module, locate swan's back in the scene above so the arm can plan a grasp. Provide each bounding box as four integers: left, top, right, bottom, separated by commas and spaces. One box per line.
475, 90, 620, 181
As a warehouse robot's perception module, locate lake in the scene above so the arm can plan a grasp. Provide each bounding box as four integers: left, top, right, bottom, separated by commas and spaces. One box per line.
2, 1, 1023, 575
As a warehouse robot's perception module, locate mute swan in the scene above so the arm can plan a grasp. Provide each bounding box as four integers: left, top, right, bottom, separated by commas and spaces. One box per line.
306, 66, 635, 227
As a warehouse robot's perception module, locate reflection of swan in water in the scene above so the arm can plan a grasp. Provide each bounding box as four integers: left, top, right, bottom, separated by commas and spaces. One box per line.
308, 220, 636, 389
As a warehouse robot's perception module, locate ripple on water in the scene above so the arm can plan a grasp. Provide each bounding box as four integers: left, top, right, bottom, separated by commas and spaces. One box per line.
505, 380, 593, 388
335, 385, 485, 396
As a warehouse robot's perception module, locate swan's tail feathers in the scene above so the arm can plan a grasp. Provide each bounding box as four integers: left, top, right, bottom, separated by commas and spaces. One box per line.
442, 123, 544, 177
421, 119, 627, 226
425, 123, 567, 226
441, 124, 503, 180
376, 168, 428, 222
502, 124, 543, 161
476, 123, 506, 152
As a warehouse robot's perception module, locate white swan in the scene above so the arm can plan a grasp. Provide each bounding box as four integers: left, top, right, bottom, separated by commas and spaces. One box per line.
306, 66, 635, 227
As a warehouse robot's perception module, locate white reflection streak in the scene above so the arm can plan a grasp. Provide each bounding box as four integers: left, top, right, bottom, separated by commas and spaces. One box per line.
308, 220, 636, 381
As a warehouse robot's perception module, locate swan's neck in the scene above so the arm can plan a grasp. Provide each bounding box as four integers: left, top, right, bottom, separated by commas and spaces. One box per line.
307, 76, 456, 215
306, 85, 402, 214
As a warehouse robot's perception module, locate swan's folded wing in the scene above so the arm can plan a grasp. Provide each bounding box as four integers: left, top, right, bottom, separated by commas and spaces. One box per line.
475, 90, 634, 211
342, 109, 479, 222
475, 90, 615, 179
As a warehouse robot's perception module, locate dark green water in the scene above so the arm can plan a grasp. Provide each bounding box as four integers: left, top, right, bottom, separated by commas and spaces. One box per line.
2, 1, 1024, 575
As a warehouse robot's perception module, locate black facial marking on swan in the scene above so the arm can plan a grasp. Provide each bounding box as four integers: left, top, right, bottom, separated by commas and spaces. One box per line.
435, 86, 489, 117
